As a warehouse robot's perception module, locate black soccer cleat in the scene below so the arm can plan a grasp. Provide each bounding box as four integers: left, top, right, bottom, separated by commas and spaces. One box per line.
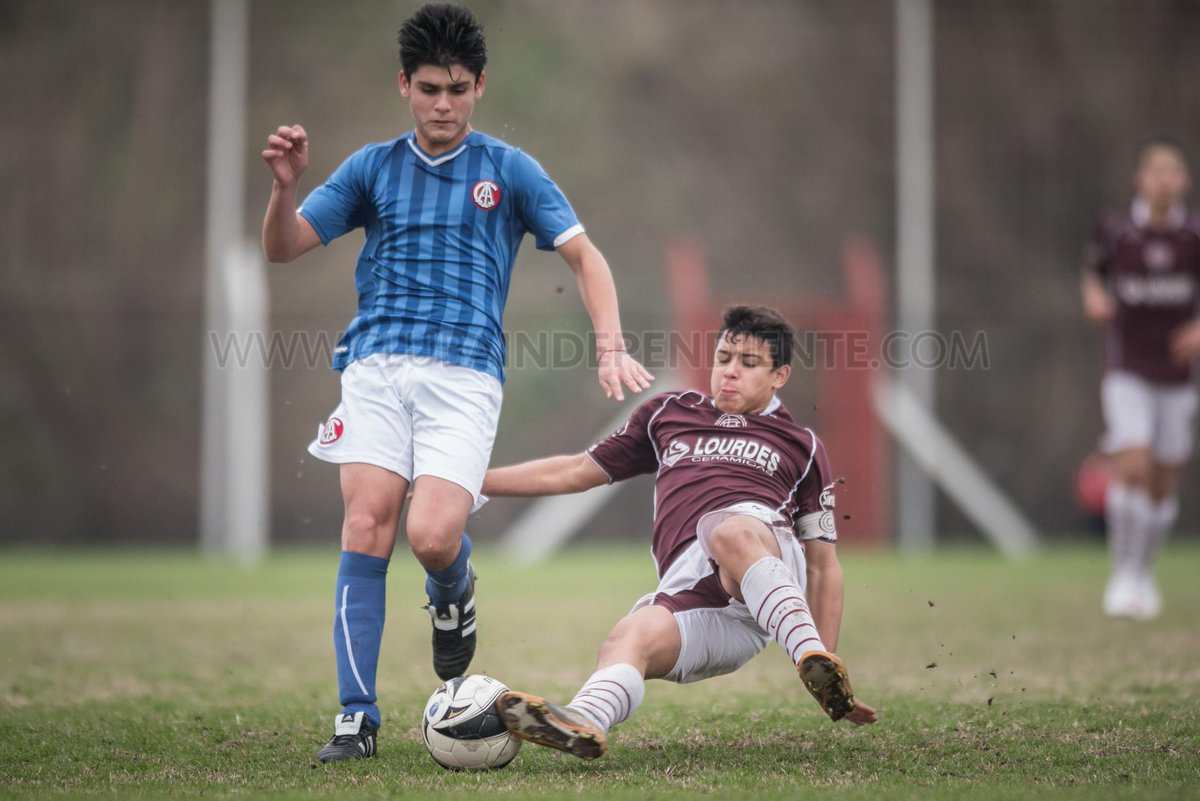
427, 564, 477, 681
316, 711, 377, 763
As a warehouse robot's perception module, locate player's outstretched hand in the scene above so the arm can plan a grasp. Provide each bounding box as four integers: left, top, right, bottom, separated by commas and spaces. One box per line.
263, 124, 309, 187
843, 698, 879, 726
1170, 319, 1200, 366
598, 350, 655, 402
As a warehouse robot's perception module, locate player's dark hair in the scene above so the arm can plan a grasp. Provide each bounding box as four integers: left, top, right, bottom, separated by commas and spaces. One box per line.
397, 4, 487, 82
1138, 135, 1189, 168
718, 305, 796, 369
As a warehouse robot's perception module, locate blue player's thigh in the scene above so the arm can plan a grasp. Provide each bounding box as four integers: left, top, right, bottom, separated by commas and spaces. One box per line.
338, 463, 409, 556
403, 357, 503, 510
308, 354, 415, 479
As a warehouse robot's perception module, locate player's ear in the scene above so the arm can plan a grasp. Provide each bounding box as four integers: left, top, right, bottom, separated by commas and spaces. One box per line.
772, 364, 791, 389
474, 71, 486, 99
398, 70, 410, 98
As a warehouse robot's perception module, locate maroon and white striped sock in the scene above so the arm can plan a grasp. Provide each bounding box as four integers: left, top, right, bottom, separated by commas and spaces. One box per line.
567, 663, 644, 734
741, 556, 827, 665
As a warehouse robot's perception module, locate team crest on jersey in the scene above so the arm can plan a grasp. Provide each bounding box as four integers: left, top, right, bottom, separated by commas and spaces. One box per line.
1144, 240, 1174, 271
662, 440, 691, 467
318, 417, 344, 446
472, 180, 501, 210
715, 413, 747, 428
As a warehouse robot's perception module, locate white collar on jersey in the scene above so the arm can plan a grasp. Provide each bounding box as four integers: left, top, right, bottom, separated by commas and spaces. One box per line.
407, 135, 469, 167
709, 394, 783, 415
1131, 198, 1187, 231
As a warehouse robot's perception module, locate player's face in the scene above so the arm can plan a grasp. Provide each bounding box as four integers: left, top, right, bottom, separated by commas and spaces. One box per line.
711, 333, 790, 415
1135, 146, 1190, 211
399, 63, 485, 156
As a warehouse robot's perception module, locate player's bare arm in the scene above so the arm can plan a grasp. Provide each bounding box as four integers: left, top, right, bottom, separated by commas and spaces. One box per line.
261, 124, 321, 263
482, 451, 608, 497
1080, 271, 1114, 324
804, 539, 845, 652
556, 233, 655, 401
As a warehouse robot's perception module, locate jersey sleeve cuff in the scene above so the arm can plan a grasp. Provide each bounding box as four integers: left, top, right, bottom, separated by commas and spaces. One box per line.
553, 223, 585, 249
297, 207, 332, 246
585, 448, 615, 484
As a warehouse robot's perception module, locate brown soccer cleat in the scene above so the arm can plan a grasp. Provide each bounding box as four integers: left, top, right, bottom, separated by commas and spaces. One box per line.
495, 690, 607, 760
798, 650, 856, 722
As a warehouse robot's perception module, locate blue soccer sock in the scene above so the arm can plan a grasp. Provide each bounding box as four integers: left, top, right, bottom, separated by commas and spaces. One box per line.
333, 550, 389, 729
424, 533, 472, 606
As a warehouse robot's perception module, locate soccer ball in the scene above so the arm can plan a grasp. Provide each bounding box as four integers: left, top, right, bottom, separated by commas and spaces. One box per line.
422, 674, 521, 770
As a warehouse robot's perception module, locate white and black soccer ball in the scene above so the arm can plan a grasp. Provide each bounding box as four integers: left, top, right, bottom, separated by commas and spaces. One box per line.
422, 674, 521, 771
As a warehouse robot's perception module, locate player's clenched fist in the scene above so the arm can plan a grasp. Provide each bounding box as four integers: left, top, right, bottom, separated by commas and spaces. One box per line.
262, 124, 309, 187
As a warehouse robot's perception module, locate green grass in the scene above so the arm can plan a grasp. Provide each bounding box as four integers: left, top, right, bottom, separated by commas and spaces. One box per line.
2, 543, 1198, 800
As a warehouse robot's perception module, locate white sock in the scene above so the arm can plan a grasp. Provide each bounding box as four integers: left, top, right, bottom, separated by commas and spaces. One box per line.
567, 663, 644, 734
1106, 483, 1151, 576
741, 556, 826, 665
1137, 496, 1177, 575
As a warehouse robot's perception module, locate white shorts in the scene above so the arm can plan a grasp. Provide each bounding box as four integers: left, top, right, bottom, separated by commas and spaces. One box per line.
308, 353, 503, 509
1101, 371, 1198, 465
632, 502, 809, 684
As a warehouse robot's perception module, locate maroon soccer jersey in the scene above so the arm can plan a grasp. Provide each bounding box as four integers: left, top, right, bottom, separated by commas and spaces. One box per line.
587, 390, 837, 576
1083, 202, 1200, 384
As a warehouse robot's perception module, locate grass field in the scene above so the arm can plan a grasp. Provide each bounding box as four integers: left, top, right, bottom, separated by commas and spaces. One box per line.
1, 543, 1198, 800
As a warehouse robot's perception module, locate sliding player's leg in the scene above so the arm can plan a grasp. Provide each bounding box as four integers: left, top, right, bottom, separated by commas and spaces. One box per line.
702, 508, 873, 723
496, 604, 677, 759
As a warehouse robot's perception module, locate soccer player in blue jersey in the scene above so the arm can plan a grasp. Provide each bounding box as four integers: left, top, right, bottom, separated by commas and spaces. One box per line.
260, 4, 653, 762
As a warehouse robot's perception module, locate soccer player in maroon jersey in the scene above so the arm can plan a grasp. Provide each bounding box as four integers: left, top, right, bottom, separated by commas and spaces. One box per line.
1081, 138, 1200, 619
482, 306, 878, 760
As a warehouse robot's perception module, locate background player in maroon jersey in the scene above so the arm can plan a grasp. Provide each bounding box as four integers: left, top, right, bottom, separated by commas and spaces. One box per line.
482, 305, 877, 760
1081, 138, 1200, 619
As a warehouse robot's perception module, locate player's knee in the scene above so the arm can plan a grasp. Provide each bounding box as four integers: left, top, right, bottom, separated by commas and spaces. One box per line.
1148, 472, 1178, 503
405, 521, 459, 570
706, 520, 759, 562
342, 511, 394, 555
1114, 462, 1151, 489
1111, 449, 1152, 488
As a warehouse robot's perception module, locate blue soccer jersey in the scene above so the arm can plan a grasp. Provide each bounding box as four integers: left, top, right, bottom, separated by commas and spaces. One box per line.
299, 130, 583, 382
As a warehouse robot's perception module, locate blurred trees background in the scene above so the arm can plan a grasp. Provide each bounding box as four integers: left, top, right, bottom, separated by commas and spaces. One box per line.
3, 0, 1200, 546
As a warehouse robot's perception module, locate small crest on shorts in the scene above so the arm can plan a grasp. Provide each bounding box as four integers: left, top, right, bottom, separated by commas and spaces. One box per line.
318, 417, 344, 446
715, 413, 747, 428
472, 180, 501, 210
